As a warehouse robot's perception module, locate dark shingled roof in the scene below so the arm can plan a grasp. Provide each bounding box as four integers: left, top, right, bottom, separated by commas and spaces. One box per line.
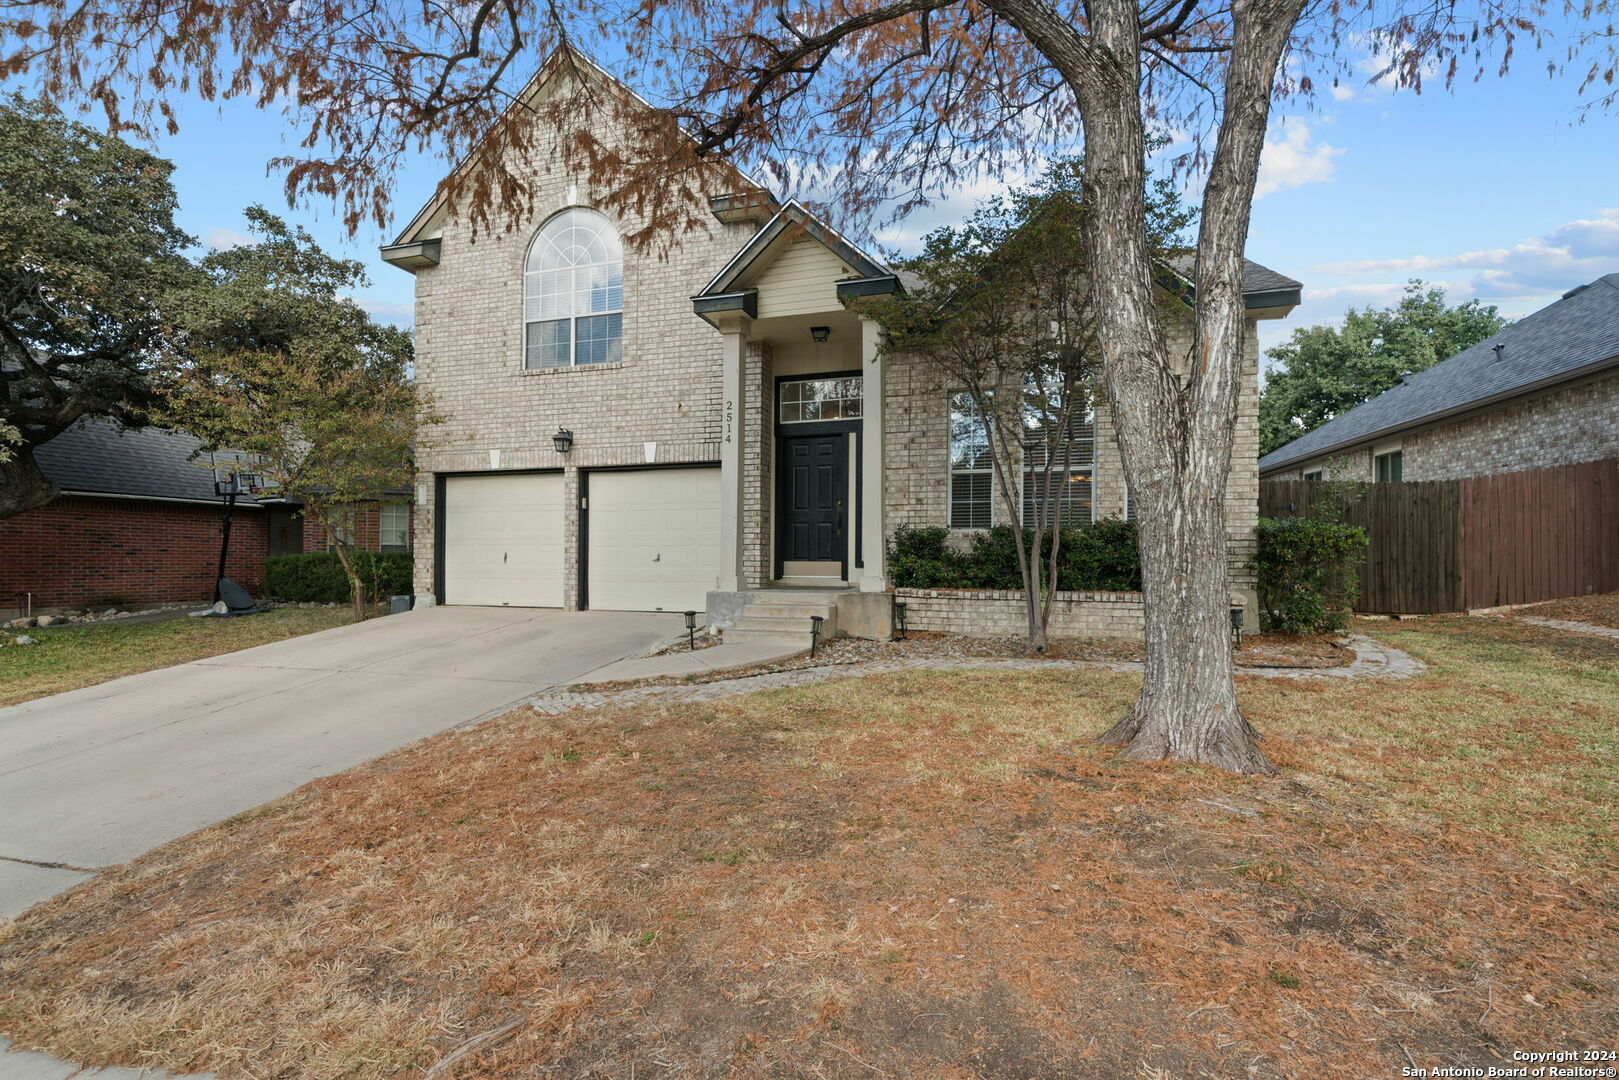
1259, 272, 1619, 473
33, 419, 263, 506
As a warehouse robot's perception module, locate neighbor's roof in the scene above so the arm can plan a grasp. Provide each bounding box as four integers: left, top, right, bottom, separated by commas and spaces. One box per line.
1165, 255, 1303, 309
34, 419, 263, 506
1259, 272, 1619, 473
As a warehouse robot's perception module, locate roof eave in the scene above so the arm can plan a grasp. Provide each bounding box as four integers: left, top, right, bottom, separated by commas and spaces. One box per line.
379, 238, 442, 273
1259, 349, 1619, 475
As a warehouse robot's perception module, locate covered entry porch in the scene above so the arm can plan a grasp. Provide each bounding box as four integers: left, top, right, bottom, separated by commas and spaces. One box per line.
693, 201, 900, 638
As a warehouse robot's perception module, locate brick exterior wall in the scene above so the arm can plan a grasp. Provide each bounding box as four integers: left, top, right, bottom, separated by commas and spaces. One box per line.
895, 586, 1144, 638
881, 320, 1263, 617
1265, 369, 1619, 483
0, 495, 268, 612
408, 65, 1267, 625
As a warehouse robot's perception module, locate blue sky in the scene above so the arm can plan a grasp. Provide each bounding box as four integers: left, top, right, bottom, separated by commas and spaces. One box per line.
48, 34, 1619, 366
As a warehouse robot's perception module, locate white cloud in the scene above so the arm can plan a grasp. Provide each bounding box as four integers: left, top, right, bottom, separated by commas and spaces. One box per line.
204, 227, 254, 251
1310, 209, 1619, 298
1254, 117, 1343, 199
1330, 84, 1358, 102
350, 297, 415, 326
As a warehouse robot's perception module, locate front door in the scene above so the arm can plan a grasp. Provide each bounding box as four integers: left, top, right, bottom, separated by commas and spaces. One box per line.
778, 433, 848, 576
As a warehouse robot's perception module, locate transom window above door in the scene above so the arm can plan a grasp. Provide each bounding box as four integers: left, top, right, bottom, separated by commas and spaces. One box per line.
779, 376, 863, 423
524, 208, 623, 369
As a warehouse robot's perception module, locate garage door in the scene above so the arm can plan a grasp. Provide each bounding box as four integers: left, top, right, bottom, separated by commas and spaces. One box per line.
443, 473, 564, 607
588, 468, 721, 612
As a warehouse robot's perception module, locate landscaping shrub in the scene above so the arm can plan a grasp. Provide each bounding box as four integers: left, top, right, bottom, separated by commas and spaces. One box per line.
263, 551, 413, 604
1250, 517, 1368, 634
887, 520, 1141, 592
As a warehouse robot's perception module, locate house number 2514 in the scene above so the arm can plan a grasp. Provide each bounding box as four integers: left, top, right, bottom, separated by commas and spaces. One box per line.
724, 399, 734, 443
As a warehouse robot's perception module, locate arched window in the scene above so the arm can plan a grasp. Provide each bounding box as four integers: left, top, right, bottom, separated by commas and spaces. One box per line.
524, 208, 623, 369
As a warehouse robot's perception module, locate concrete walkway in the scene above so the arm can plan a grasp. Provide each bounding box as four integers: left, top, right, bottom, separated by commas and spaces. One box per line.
1513, 615, 1619, 639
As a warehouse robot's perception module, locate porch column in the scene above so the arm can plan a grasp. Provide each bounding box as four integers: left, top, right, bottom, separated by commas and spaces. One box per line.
858, 316, 886, 592
717, 320, 751, 592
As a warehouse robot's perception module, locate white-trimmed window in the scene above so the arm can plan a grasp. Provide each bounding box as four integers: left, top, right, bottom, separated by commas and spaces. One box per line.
949, 392, 993, 529
779, 376, 863, 423
1022, 409, 1096, 529
1374, 450, 1403, 483
379, 503, 410, 552
524, 208, 623, 369
1303, 468, 1323, 482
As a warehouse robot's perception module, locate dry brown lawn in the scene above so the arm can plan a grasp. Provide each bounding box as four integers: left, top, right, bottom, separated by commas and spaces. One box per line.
1520, 588, 1619, 630
1, 616, 1615, 1078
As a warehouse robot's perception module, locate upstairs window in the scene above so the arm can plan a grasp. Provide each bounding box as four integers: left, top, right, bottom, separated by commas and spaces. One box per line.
524, 209, 623, 369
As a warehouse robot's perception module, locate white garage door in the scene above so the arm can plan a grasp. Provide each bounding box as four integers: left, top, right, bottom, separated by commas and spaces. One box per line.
588, 468, 721, 612
443, 472, 564, 607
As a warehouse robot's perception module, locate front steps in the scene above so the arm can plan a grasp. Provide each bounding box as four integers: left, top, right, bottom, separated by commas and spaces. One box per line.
722, 590, 845, 649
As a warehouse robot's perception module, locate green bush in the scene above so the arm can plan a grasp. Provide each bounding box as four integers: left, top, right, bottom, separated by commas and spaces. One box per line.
1250, 517, 1368, 635
887, 520, 1141, 592
263, 551, 413, 603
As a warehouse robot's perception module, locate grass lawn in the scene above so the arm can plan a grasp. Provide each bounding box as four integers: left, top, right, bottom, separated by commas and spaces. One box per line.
0, 616, 1615, 1077
0, 608, 357, 708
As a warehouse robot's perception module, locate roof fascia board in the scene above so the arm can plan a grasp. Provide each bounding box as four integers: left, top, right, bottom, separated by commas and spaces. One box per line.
698, 200, 892, 297
1259, 350, 1619, 474
58, 489, 266, 508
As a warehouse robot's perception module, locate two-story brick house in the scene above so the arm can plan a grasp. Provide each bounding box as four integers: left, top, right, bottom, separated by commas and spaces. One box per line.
383, 47, 1300, 640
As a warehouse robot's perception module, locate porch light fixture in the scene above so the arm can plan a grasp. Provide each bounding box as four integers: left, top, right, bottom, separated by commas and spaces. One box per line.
684, 610, 698, 651
809, 326, 831, 343
552, 427, 574, 454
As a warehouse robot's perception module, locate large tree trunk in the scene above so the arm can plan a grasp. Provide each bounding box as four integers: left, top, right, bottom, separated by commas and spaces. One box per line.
0, 445, 59, 520
988, 0, 1303, 772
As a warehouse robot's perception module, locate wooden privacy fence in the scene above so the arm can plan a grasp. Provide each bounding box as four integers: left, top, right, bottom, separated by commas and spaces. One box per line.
1260, 458, 1619, 614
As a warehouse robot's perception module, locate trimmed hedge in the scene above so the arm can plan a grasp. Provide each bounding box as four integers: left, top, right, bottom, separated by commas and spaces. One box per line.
263, 551, 413, 604
888, 521, 1142, 593
1250, 517, 1368, 635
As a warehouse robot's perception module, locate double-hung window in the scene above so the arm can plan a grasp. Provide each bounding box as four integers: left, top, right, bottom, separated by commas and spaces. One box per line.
524, 208, 623, 369
949, 392, 993, 528
379, 504, 410, 552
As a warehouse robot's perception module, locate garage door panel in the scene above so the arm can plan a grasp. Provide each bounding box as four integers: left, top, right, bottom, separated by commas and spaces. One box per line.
588, 468, 721, 612
444, 473, 564, 607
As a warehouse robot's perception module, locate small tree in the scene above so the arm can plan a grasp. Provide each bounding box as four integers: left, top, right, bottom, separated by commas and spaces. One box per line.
0, 94, 197, 518
162, 207, 439, 621
863, 161, 1188, 652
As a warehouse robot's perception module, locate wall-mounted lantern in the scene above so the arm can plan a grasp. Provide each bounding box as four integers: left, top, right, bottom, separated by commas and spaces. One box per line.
809, 326, 831, 343
552, 427, 574, 454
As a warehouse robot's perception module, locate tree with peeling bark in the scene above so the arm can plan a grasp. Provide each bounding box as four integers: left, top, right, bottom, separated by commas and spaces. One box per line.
161, 208, 438, 622
4, 0, 1575, 771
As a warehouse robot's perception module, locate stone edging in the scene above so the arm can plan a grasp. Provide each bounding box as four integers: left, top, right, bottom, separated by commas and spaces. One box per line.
517, 634, 1424, 718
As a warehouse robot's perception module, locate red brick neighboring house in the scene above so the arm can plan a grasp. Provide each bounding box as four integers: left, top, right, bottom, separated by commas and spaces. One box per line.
0, 420, 284, 614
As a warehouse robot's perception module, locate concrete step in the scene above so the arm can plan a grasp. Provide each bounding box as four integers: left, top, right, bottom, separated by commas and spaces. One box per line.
741, 601, 838, 620
721, 627, 814, 649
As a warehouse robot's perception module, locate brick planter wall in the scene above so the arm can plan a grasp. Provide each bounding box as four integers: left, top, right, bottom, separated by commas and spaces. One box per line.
0, 495, 268, 612
894, 587, 1145, 639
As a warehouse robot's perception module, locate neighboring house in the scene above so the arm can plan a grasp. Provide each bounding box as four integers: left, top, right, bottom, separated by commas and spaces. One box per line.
1259, 274, 1619, 482
0, 419, 281, 612
383, 47, 1300, 637
0, 419, 414, 614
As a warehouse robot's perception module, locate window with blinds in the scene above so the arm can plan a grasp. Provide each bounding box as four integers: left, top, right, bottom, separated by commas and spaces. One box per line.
1022, 410, 1096, 528
949, 392, 993, 528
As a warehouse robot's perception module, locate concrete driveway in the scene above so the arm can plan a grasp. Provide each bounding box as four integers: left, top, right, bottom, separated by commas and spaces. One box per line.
0, 606, 684, 919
